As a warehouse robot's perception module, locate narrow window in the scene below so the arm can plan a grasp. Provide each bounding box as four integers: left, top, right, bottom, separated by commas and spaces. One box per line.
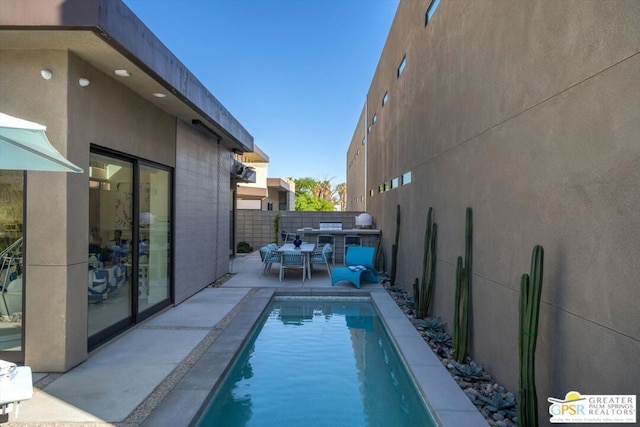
378, 184, 384, 193
372, 114, 377, 124
369, 189, 374, 196
425, 0, 441, 25
391, 177, 399, 188
382, 91, 388, 107
397, 55, 406, 78
362, 137, 365, 145
402, 171, 412, 185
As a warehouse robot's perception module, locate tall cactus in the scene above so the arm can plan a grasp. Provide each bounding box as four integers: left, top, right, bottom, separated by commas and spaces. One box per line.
389, 204, 401, 285
374, 230, 385, 272
453, 207, 472, 363
272, 212, 282, 244
518, 245, 544, 427
415, 207, 437, 318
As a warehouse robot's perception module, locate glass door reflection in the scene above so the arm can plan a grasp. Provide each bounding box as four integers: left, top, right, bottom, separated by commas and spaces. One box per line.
88, 153, 133, 337
138, 165, 171, 313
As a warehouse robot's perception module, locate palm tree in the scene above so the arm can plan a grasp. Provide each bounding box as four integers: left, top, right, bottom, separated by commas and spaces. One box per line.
336, 182, 346, 211
314, 179, 334, 202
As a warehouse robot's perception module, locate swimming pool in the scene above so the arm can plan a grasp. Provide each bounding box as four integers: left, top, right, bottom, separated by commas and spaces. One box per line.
195, 296, 436, 427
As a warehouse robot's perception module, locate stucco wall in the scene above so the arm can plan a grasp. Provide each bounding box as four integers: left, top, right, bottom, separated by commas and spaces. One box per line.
350, 0, 640, 420
0, 50, 77, 370
1, 49, 177, 370
346, 105, 367, 212
174, 121, 230, 304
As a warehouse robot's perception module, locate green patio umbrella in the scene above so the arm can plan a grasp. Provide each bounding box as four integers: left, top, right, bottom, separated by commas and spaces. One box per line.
0, 112, 83, 173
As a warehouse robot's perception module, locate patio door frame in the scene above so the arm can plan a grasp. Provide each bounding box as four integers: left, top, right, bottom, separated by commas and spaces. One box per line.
88, 146, 174, 351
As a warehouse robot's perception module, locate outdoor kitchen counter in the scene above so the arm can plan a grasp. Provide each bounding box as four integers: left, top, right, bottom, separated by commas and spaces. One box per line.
296, 228, 381, 235
296, 229, 381, 264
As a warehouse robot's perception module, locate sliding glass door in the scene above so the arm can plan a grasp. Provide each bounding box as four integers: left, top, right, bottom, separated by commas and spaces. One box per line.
138, 165, 171, 313
88, 150, 172, 349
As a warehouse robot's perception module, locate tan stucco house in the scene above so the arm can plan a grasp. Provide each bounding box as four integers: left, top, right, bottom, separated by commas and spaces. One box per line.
0, 0, 257, 371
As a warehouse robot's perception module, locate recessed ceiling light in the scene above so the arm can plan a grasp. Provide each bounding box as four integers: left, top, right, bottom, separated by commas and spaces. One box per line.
114, 69, 130, 77
152, 92, 167, 98
40, 69, 53, 80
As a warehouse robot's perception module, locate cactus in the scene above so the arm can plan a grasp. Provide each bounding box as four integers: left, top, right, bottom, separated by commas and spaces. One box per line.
518, 245, 544, 427
374, 230, 385, 272
453, 207, 472, 363
415, 207, 437, 318
389, 204, 400, 285
423, 209, 437, 316
272, 212, 282, 244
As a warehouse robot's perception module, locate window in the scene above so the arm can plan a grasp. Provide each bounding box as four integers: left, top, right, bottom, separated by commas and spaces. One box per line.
0, 170, 23, 354
362, 137, 365, 145
267, 202, 273, 211
397, 55, 406, 78
378, 185, 384, 193
391, 177, 399, 188
425, 0, 441, 25
367, 125, 371, 133
382, 91, 388, 106
369, 189, 374, 196
402, 171, 412, 185
372, 114, 377, 124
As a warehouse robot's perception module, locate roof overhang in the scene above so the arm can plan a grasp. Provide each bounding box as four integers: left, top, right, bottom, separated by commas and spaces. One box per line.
240, 144, 269, 163
267, 178, 293, 192
236, 185, 267, 200
0, 0, 254, 153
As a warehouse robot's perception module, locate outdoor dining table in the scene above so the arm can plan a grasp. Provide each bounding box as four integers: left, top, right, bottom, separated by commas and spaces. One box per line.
276, 242, 316, 279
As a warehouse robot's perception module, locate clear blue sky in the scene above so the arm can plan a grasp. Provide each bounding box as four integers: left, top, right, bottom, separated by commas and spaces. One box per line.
123, 0, 399, 185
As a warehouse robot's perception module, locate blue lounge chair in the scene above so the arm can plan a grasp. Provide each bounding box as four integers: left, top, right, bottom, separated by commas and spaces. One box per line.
331, 246, 380, 288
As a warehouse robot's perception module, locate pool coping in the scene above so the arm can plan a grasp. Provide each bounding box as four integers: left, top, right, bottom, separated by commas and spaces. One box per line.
140, 287, 488, 427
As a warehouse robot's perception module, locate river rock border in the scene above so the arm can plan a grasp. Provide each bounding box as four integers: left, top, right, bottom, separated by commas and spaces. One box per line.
383, 281, 519, 427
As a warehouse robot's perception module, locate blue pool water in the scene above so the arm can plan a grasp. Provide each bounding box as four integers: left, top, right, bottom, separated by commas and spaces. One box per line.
196, 297, 436, 427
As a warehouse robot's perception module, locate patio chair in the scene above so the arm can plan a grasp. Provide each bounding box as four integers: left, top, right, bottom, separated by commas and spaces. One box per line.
331, 246, 380, 289
259, 244, 280, 274
279, 251, 306, 282
309, 243, 333, 278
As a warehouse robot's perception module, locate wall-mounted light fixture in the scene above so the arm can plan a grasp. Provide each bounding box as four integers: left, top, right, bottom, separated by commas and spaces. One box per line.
78, 77, 90, 87
40, 69, 53, 80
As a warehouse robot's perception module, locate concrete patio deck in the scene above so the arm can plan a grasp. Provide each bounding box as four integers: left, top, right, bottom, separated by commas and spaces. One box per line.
3, 252, 486, 426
